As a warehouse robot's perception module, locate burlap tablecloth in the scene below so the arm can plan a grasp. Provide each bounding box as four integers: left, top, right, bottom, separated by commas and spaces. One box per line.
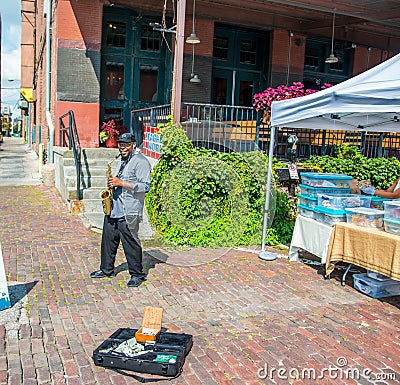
326, 222, 400, 281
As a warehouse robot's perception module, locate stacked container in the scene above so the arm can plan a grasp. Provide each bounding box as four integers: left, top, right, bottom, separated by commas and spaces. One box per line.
353, 273, 400, 298
345, 207, 385, 228
382, 200, 400, 234
298, 172, 353, 225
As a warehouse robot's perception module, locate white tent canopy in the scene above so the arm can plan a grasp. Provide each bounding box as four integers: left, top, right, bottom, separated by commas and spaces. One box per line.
270, 52, 400, 132
259, 52, 400, 258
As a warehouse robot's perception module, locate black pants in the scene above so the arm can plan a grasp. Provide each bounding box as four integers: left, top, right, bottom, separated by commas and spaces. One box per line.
100, 216, 145, 278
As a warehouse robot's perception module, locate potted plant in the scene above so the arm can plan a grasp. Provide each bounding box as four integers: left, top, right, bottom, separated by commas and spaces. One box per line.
99, 119, 128, 148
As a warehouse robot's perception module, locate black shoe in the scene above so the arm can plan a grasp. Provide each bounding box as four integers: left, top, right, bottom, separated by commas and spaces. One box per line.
127, 276, 146, 287
90, 270, 116, 278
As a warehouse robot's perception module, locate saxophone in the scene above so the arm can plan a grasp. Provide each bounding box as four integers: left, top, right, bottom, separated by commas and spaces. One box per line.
100, 154, 120, 215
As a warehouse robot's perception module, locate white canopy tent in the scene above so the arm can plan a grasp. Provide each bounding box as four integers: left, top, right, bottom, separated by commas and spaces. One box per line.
259, 52, 400, 259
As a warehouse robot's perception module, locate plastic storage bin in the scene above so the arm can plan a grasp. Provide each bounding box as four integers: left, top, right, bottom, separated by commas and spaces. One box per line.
313, 206, 347, 226
298, 194, 317, 209
299, 184, 351, 198
353, 273, 400, 298
301, 172, 352, 188
383, 218, 400, 235
345, 207, 384, 228
366, 270, 391, 281
383, 200, 400, 220
317, 194, 371, 210
297, 204, 315, 219
370, 196, 390, 210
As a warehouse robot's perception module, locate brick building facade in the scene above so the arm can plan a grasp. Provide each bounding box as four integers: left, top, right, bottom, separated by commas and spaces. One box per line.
20, 0, 399, 154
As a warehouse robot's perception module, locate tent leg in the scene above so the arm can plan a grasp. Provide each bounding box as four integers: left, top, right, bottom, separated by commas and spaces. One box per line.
259, 125, 277, 261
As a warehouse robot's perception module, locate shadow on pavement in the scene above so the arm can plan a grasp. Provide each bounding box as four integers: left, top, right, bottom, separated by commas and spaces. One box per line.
8, 281, 38, 307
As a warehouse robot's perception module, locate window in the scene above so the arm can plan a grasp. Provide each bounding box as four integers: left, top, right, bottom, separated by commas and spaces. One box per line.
304, 46, 321, 69
213, 36, 229, 60
141, 26, 160, 51
212, 77, 227, 105
104, 108, 123, 122
240, 40, 256, 65
106, 22, 126, 48
105, 63, 125, 99
139, 65, 158, 101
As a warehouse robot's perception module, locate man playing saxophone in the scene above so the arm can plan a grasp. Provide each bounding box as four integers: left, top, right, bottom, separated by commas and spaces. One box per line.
91, 133, 152, 287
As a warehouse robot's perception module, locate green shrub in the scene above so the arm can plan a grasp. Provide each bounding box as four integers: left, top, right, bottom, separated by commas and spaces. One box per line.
301, 144, 400, 189
145, 121, 295, 247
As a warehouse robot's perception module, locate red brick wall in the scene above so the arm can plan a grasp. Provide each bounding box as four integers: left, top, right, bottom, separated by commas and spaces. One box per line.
55, 101, 100, 148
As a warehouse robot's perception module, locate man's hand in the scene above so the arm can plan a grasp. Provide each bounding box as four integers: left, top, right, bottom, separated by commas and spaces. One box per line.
360, 185, 376, 195
107, 176, 123, 189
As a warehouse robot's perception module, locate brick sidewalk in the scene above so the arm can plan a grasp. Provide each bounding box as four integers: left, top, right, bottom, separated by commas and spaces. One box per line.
0, 185, 399, 385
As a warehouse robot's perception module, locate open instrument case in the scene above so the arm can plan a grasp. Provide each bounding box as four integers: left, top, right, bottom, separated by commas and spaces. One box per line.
92, 328, 193, 377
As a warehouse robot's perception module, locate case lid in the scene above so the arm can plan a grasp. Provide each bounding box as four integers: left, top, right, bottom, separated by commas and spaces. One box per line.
344, 207, 384, 215
301, 172, 352, 180
141, 306, 163, 329
298, 194, 317, 201
371, 196, 390, 202
297, 204, 314, 211
299, 184, 351, 191
383, 218, 400, 225
314, 205, 346, 216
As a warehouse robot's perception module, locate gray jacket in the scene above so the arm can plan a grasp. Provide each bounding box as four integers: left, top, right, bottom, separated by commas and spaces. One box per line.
110, 152, 151, 220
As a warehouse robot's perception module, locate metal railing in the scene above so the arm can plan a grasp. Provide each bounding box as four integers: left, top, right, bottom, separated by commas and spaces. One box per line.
59, 110, 82, 199
131, 102, 400, 160
131, 104, 171, 146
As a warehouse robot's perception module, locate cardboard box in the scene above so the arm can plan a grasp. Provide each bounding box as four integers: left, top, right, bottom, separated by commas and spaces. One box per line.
135, 306, 163, 342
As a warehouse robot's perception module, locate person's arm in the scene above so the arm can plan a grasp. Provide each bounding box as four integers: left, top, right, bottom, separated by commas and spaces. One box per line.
374, 179, 400, 198
123, 156, 151, 193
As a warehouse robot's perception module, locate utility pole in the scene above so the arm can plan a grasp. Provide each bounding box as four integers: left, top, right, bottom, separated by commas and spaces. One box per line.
171, 0, 186, 125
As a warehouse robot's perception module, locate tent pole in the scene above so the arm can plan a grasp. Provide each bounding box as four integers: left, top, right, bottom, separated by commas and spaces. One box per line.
259, 125, 277, 261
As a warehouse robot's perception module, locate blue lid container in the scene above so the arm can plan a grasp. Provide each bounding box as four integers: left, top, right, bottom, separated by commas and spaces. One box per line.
314, 205, 346, 216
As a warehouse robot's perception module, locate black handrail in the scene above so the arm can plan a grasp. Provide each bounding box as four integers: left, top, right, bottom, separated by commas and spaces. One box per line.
59, 110, 82, 200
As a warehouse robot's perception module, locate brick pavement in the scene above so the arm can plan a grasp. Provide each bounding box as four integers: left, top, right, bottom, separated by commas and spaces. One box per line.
0, 185, 399, 385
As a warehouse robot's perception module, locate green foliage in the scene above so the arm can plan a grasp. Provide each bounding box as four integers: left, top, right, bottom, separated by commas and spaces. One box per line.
145, 119, 295, 247
302, 144, 400, 189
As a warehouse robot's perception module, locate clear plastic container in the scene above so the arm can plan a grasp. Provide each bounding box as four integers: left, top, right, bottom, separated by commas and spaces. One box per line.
298, 194, 317, 209
366, 270, 391, 281
299, 184, 351, 198
297, 204, 315, 219
313, 206, 347, 226
345, 207, 384, 228
317, 194, 371, 210
383, 218, 400, 235
370, 196, 390, 210
353, 273, 400, 298
301, 172, 352, 188
383, 200, 400, 221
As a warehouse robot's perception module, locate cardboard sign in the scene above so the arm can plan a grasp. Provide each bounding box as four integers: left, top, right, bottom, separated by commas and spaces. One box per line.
288, 163, 299, 180
0, 243, 11, 311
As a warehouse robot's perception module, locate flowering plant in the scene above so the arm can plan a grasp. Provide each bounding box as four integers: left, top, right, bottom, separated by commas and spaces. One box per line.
99, 119, 127, 143
253, 82, 333, 118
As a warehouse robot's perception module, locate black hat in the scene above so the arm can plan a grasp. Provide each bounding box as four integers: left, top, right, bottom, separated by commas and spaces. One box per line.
117, 133, 135, 143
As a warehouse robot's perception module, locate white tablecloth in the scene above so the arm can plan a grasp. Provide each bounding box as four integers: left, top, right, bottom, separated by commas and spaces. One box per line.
289, 215, 334, 263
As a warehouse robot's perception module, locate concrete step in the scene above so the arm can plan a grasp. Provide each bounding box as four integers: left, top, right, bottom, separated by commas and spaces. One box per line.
63, 165, 107, 178
81, 199, 104, 213
65, 175, 107, 188
63, 157, 118, 168
78, 210, 155, 239
83, 187, 104, 200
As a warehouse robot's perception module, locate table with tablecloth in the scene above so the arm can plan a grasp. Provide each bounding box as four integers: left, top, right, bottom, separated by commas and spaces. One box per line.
289, 215, 334, 263
325, 222, 400, 281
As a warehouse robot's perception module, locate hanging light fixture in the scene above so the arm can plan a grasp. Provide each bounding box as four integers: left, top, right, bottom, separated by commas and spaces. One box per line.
325, 8, 338, 63
186, 0, 200, 44
189, 45, 201, 83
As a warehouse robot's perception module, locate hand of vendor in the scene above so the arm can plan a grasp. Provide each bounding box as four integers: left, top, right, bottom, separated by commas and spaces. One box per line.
360, 185, 376, 195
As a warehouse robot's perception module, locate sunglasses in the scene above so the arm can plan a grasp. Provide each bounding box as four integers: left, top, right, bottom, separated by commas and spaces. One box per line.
118, 142, 133, 148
